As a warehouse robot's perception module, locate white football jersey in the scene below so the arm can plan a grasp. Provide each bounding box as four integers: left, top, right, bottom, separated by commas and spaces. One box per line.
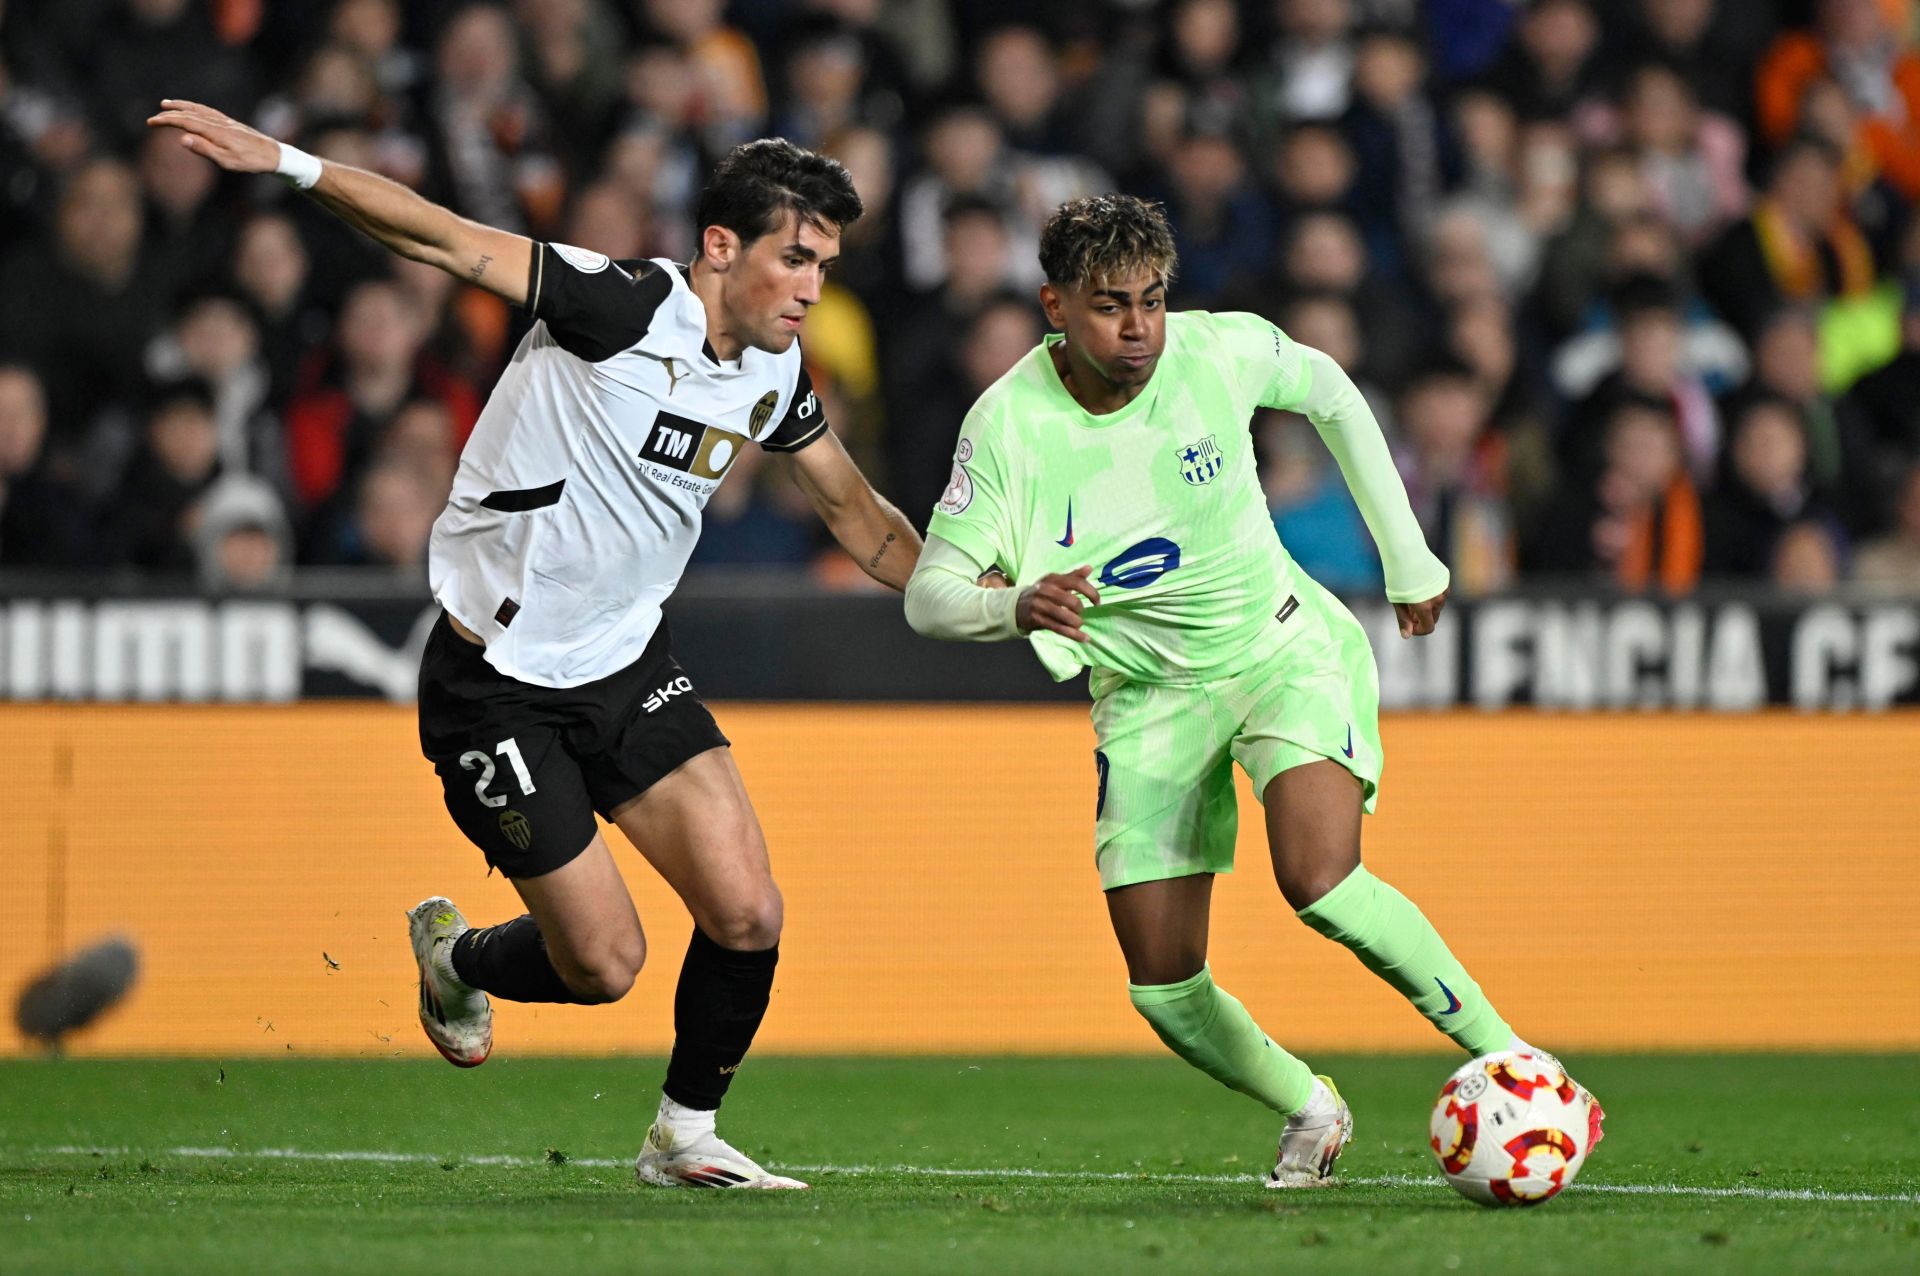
428, 246, 828, 688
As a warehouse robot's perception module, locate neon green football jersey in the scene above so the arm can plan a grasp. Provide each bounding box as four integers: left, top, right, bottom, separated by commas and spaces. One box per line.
927, 310, 1321, 684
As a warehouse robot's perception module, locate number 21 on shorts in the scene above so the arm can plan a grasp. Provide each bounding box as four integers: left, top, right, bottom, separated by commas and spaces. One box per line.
460, 738, 537, 808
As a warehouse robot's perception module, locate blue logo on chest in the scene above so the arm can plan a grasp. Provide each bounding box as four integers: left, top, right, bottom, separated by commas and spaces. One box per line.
1100, 537, 1181, 589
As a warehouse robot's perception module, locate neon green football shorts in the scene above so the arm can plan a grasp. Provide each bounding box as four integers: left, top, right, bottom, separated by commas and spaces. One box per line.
1089, 579, 1383, 890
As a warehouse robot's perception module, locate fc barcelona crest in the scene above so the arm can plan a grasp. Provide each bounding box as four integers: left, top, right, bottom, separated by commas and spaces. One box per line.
1177, 436, 1224, 485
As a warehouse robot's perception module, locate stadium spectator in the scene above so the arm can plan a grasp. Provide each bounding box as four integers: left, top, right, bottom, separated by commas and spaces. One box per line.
898, 105, 1021, 290
634, 0, 768, 149
1164, 0, 1254, 142
285, 278, 479, 556
885, 199, 1019, 510
0, 364, 90, 567
1734, 306, 1879, 530
328, 0, 425, 102
1165, 125, 1276, 307
1447, 293, 1557, 532
1341, 25, 1452, 274
1703, 395, 1841, 578
515, 0, 627, 166
1482, 0, 1603, 122
230, 211, 327, 405
1771, 518, 1846, 593
974, 26, 1071, 155
1528, 395, 1704, 594
686, 438, 817, 570
1603, 61, 1749, 249
102, 377, 223, 574
333, 459, 442, 569
85, 0, 258, 152
1853, 461, 1920, 588
820, 126, 905, 307
1258, 0, 1358, 125
1264, 411, 1383, 595
424, 4, 564, 236
0, 0, 1913, 599
1844, 276, 1920, 470
1756, 0, 1920, 203
146, 290, 276, 477
1280, 211, 1424, 387
1563, 275, 1722, 486
0, 156, 173, 437
139, 120, 232, 296
1699, 136, 1876, 339
192, 472, 293, 592
1393, 359, 1514, 596
890, 292, 1041, 531
1616, 0, 1757, 122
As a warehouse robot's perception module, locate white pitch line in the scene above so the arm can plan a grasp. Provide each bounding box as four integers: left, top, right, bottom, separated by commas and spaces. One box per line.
16, 1145, 1919, 1205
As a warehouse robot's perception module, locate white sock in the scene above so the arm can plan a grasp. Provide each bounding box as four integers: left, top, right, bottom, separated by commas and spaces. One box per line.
1289, 1077, 1338, 1123
1507, 1033, 1534, 1055
658, 1095, 716, 1136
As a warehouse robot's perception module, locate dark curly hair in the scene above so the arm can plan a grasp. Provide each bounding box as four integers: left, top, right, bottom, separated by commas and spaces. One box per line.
695, 138, 864, 245
1038, 194, 1179, 291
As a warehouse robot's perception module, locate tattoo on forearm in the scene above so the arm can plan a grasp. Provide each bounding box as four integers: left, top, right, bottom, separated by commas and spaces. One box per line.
867, 531, 898, 570
468, 254, 493, 281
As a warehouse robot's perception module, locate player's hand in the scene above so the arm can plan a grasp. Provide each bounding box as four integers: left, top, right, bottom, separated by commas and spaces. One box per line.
1017, 566, 1100, 643
145, 99, 280, 174
1394, 588, 1448, 639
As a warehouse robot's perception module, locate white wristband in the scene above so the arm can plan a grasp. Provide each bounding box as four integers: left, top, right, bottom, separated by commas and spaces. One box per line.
274, 142, 323, 191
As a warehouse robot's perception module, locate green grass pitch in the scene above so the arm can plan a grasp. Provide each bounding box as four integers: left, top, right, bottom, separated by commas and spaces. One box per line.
2, 1055, 1915, 1274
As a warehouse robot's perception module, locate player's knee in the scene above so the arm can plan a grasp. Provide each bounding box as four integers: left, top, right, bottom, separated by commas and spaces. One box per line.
701, 889, 783, 952
560, 934, 646, 1003
1278, 865, 1350, 912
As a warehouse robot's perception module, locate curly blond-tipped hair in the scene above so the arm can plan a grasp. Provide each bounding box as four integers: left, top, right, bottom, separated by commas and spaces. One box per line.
1038, 194, 1179, 291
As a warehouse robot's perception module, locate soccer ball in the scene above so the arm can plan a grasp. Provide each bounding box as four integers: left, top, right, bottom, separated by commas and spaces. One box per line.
1429, 1051, 1592, 1207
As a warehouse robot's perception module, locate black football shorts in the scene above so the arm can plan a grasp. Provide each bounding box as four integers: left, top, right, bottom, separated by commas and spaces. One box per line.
417, 611, 729, 877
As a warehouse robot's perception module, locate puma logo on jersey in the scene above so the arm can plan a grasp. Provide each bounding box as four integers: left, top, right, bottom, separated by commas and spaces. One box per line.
661, 356, 683, 394
644, 675, 693, 712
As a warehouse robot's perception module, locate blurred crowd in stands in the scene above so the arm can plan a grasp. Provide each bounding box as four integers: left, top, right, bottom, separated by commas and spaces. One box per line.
1, 0, 1920, 596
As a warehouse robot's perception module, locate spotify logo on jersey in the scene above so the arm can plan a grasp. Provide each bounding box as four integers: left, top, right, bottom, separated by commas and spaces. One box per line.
638, 410, 744, 482
1100, 537, 1182, 589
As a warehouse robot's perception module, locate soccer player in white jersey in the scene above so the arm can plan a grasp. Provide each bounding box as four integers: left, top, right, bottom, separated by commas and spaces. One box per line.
904, 195, 1601, 1186
150, 100, 923, 1189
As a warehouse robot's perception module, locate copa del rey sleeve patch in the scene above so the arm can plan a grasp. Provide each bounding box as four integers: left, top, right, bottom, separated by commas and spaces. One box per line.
937, 438, 975, 514
551, 243, 611, 273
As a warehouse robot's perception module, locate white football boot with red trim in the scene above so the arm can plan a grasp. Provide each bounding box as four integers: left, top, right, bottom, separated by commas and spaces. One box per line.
1266, 1074, 1354, 1188
406, 897, 492, 1068
634, 1122, 808, 1190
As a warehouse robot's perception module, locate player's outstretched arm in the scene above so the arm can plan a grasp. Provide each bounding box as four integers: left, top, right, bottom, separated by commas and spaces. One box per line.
783, 431, 923, 590
1294, 344, 1450, 637
147, 99, 532, 304
905, 536, 1100, 644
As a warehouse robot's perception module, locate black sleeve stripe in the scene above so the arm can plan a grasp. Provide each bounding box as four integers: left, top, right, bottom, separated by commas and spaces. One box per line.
759, 419, 829, 453
480, 478, 566, 511
528, 245, 546, 314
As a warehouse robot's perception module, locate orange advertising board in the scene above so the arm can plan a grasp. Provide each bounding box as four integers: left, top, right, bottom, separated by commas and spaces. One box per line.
3, 705, 1916, 1056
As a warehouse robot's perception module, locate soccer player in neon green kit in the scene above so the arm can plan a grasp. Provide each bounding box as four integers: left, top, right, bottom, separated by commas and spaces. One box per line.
905, 195, 1602, 1186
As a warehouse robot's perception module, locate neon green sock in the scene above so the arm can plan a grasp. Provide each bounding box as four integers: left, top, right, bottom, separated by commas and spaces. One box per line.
1128, 965, 1315, 1116
1297, 864, 1511, 1056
